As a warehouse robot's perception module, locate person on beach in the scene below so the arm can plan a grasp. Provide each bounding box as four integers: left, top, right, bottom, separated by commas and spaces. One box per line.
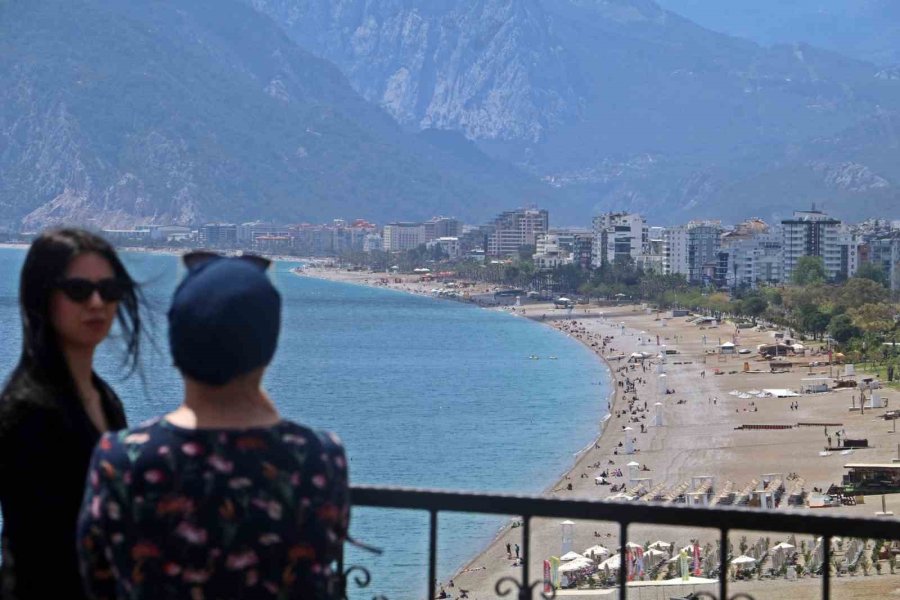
77, 252, 349, 599
0, 229, 140, 600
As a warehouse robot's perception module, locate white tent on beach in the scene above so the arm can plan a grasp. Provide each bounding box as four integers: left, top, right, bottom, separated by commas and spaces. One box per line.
558, 556, 594, 573
560, 551, 583, 562
584, 545, 611, 558
649, 541, 672, 550
731, 555, 757, 566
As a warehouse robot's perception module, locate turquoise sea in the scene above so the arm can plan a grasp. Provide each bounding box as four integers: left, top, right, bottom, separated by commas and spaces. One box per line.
0, 247, 610, 599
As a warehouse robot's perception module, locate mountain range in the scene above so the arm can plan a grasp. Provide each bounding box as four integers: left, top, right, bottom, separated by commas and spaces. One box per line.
3, 0, 900, 228
0, 0, 550, 228
248, 0, 900, 223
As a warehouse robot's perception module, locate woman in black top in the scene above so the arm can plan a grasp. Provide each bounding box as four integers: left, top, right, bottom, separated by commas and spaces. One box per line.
0, 229, 141, 599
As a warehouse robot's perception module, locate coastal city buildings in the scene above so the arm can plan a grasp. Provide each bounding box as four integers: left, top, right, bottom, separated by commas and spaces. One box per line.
664, 220, 723, 284
867, 234, 900, 291
719, 220, 783, 288
198, 223, 238, 247
382, 222, 427, 252
486, 207, 549, 256
591, 212, 647, 267
82, 203, 900, 293
781, 208, 848, 282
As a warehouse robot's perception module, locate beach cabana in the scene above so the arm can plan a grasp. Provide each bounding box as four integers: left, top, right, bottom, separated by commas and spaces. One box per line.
584, 545, 610, 559
599, 554, 621, 570
772, 542, 795, 551
719, 342, 736, 355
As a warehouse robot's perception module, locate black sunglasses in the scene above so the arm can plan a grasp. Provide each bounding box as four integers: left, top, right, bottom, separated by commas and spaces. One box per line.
182, 250, 272, 271
56, 278, 129, 303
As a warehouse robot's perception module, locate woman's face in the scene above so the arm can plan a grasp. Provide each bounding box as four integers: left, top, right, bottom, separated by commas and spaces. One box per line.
50, 252, 118, 351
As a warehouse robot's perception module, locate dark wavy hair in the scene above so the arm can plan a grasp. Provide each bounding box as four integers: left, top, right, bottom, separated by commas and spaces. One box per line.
7, 228, 141, 396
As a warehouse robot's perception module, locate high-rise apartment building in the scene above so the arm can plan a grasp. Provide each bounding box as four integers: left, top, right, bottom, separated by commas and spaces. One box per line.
781, 208, 856, 281
486, 208, 549, 256
664, 221, 723, 283
720, 224, 783, 288
382, 222, 426, 252
423, 217, 461, 241
198, 223, 238, 247
591, 212, 647, 267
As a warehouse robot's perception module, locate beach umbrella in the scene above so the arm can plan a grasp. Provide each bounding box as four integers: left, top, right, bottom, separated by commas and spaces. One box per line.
584, 545, 610, 557
560, 551, 583, 562
558, 558, 592, 574
599, 554, 621, 570
772, 542, 795, 550
623, 542, 643, 550
649, 541, 672, 549
731, 555, 756, 565
627, 461, 641, 467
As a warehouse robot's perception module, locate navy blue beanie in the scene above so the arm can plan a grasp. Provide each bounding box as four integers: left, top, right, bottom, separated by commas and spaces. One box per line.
168, 258, 281, 385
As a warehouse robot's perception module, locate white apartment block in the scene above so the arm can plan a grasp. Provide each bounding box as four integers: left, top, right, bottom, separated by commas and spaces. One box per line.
721, 229, 783, 287
781, 209, 856, 281
382, 223, 426, 252
591, 212, 647, 267
487, 208, 549, 256
533, 233, 573, 270
664, 221, 722, 283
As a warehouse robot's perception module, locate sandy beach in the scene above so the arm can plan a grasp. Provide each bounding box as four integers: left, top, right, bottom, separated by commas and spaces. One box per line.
297, 265, 900, 599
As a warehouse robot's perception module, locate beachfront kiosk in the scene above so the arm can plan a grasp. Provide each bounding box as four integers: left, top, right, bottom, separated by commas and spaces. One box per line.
842, 464, 900, 495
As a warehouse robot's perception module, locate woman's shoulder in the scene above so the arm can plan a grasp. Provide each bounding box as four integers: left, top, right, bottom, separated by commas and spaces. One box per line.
278, 421, 345, 453
0, 375, 66, 430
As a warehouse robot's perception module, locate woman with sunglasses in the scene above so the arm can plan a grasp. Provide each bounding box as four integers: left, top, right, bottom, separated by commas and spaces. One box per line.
0, 228, 140, 600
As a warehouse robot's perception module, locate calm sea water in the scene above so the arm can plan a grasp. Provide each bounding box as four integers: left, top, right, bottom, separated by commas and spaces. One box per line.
0, 247, 610, 599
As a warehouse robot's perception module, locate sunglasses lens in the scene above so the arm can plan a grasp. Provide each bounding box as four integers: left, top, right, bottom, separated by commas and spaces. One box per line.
59, 279, 94, 302
98, 279, 127, 302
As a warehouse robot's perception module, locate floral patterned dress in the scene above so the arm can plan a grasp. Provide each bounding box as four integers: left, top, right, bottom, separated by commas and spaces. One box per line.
77, 418, 349, 600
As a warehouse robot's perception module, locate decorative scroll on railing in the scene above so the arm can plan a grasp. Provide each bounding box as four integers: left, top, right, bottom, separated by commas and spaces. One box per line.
339, 484, 900, 600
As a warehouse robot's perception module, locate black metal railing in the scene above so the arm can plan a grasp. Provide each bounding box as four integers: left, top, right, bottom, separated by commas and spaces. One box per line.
340, 484, 900, 600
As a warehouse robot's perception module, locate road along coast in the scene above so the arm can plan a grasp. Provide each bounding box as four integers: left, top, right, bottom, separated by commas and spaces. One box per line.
295, 267, 900, 599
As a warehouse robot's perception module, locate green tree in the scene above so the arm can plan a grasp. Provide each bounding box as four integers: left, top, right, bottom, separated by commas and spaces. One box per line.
828, 314, 861, 344
792, 256, 827, 285
741, 294, 768, 317
848, 303, 898, 335
798, 305, 830, 339
855, 262, 889, 287
836, 278, 889, 309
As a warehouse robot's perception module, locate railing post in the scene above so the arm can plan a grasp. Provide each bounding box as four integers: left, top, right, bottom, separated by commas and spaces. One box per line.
428, 510, 437, 600
822, 535, 831, 600
619, 522, 628, 600
719, 528, 728, 600
521, 516, 530, 600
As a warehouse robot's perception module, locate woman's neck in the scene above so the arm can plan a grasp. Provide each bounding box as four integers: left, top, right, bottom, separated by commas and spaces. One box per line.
167, 373, 280, 429
62, 345, 97, 402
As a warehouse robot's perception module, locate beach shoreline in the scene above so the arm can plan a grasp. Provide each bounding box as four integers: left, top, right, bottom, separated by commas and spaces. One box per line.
294, 265, 900, 600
